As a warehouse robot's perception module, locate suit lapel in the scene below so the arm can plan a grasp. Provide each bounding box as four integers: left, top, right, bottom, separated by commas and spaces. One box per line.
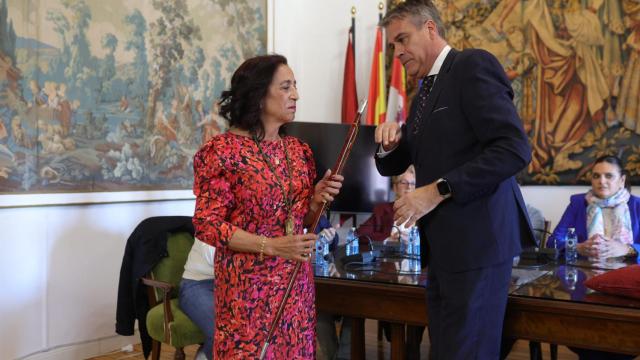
422, 49, 457, 126
411, 49, 458, 162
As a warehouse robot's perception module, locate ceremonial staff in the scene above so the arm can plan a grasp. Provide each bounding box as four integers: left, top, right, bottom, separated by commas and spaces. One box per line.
260, 99, 368, 359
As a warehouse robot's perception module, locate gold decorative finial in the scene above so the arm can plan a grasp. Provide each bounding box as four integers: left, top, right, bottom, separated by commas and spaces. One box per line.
351, 6, 356, 16
378, 2, 384, 11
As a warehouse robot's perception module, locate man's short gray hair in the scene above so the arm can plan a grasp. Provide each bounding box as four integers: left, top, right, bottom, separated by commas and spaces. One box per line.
380, 0, 446, 39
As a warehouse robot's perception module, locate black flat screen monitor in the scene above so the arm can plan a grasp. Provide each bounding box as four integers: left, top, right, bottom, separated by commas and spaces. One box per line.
285, 122, 390, 213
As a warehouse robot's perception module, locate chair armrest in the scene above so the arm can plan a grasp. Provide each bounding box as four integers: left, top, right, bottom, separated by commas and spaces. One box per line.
141, 277, 173, 292
141, 276, 175, 342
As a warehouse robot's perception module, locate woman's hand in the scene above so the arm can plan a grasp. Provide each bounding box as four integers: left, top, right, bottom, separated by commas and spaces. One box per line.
578, 234, 629, 259
577, 235, 600, 257
266, 233, 317, 262
311, 169, 344, 207
605, 240, 632, 258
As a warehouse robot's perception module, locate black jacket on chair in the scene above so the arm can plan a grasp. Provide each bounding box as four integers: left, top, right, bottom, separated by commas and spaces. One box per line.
115, 216, 194, 358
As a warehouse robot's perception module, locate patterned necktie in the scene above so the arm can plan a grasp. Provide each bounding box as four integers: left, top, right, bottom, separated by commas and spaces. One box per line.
412, 74, 437, 134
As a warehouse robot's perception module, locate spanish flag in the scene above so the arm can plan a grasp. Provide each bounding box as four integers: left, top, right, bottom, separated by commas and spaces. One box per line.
365, 27, 386, 125
386, 57, 407, 124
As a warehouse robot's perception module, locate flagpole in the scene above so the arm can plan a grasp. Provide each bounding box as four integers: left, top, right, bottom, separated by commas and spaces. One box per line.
378, 2, 384, 60
351, 6, 356, 61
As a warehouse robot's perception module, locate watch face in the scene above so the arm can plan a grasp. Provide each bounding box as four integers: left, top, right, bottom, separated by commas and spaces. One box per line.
437, 180, 450, 196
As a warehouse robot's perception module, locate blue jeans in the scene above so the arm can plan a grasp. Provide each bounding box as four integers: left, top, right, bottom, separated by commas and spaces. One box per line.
179, 278, 214, 360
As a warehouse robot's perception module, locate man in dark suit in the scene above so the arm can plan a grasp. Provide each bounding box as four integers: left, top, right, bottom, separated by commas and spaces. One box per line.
374, 1, 536, 359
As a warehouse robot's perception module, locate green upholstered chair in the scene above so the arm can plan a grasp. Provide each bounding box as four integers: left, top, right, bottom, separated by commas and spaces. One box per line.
142, 231, 205, 360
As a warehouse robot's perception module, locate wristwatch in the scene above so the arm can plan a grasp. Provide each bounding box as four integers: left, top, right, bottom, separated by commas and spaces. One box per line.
436, 178, 452, 199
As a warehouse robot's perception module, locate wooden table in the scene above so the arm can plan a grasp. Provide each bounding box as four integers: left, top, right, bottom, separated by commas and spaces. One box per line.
314, 255, 640, 359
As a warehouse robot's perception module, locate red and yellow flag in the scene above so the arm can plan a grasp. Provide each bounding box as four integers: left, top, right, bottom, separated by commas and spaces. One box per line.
386, 57, 407, 124
365, 27, 386, 125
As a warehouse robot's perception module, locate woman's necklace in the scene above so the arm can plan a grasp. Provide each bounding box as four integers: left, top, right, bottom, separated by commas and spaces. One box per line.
253, 135, 295, 235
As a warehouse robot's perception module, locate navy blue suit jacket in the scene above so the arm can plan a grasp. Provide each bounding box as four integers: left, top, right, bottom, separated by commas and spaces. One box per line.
376, 48, 536, 272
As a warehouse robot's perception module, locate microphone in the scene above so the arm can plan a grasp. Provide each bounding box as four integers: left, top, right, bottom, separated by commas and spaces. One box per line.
519, 227, 560, 266
340, 250, 381, 265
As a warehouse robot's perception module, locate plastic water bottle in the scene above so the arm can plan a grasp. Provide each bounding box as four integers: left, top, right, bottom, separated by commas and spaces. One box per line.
409, 226, 421, 258
346, 227, 359, 256
315, 233, 329, 266
409, 226, 421, 272
565, 227, 578, 264
411, 257, 422, 273
314, 233, 330, 276
395, 225, 406, 255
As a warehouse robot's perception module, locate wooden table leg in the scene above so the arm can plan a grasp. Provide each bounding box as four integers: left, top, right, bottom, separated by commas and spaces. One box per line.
390, 322, 406, 360
351, 317, 366, 359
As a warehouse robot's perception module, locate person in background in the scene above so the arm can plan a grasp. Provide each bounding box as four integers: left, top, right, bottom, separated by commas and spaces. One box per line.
355, 165, 425, 357
526, 203, 546, 246
179, 239, 215, 360
192, 54, 343, 358
548, 155, 638, 360
357, 166, 416, 243
549, 155, 640, 261
314, 222, 348, 360
334, 166, 424, 359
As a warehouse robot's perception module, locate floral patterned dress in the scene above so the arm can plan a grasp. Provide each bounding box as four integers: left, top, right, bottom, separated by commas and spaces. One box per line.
192, 132, 316, 359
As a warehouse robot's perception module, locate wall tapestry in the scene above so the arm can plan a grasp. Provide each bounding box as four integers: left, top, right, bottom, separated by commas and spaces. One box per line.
0, 0, 266, 194
389, 0, 640, 185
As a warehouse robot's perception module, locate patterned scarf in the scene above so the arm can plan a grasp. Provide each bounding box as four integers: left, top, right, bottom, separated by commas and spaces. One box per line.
586, 188, 633, 245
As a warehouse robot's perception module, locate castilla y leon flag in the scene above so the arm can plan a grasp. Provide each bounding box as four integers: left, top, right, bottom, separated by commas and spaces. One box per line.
386, 57, 407, 124
365, 27, 386, 125
341, 29, 358, 124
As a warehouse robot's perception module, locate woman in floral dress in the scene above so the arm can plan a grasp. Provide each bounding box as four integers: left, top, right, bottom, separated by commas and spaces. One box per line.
192, 54, 342, 359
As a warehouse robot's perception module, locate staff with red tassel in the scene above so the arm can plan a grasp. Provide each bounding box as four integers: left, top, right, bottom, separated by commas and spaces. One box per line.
260, 99, 368, 359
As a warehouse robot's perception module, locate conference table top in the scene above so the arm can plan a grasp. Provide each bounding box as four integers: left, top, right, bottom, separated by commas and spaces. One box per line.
313, 242, 640, 356
314, 242, 640, 310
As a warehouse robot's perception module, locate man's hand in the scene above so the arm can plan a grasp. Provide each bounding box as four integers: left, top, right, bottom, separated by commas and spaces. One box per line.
393, 182, 445, 228
375, 122, 402, 152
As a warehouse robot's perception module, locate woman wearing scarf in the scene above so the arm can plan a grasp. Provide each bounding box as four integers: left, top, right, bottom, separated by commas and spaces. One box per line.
548, 156, 638, 360
549, 155, 640, 260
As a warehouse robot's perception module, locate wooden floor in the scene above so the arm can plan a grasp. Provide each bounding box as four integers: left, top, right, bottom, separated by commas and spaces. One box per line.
91, 319, 581, 359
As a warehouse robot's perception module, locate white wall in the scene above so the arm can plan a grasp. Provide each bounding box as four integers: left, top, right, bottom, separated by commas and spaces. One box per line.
273, 0, 382, 123
0, 199, 196, 360
0, 1, 581, 359
521, 186, 589, 228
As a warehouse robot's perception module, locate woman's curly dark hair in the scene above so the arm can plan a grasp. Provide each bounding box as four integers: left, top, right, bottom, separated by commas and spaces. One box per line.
219, 54, 288, 140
